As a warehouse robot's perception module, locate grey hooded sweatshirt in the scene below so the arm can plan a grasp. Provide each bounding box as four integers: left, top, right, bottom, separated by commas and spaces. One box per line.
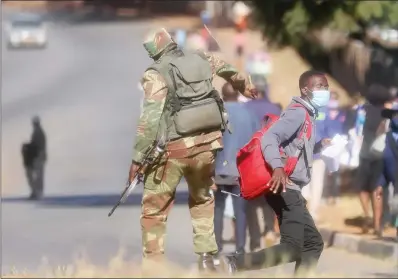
261, 97, 323, 191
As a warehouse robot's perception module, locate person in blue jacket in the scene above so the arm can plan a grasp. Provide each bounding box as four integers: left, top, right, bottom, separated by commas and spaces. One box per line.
213, 82, 260, 261
376, 102, 398, 240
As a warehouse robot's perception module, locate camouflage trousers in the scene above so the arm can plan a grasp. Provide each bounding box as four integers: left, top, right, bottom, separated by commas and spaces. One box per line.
140, 150, 218, 259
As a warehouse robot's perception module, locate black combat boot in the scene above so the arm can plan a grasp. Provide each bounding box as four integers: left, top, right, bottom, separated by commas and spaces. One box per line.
197, 253, 217, 274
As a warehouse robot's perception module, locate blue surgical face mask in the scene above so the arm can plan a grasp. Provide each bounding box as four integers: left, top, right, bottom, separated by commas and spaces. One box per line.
311, 89, 330, 108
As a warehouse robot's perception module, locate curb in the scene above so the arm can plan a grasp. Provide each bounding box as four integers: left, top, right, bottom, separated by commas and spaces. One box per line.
319, 228, 398, 260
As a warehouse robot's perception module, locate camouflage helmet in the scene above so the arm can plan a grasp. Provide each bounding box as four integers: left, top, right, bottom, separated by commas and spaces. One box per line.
143, 28, 176, 58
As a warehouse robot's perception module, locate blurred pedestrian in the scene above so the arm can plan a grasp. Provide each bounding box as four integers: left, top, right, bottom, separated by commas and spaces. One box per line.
185, 29, 207, 52
357, 84, 396, 235
135, 28, 256, 274
323, 92, 347, 205
245, 51, 272, 79
340, 95, 366, 169
223, 70, 332, 276
174, 28, 187, 49
234, 27, 246, 71
376, 103, 398, 239
213, 82, 260, 263
22, 116, 47, 200
343, 94, 364, 135
244, 82, 282, 250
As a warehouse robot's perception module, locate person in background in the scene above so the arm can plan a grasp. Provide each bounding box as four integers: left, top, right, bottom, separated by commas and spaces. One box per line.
22, 116, 47, 200
245, 77, 281, 118
213, 82, 260, 263
174, 28, 187, 49
357, 84, 396, 235
323, 91, 347, 205
376, 103, 398, 240
244, 80, 282, 250
234, 27, 246, 71
185, 29, 207, 52
339, 94, 366, 171
343, 94, 365, 135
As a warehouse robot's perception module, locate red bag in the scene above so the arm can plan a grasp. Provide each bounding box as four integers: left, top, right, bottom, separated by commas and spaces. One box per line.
236, 104, 312, 200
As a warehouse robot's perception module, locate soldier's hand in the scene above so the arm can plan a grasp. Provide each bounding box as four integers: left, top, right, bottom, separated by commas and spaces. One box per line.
244, 80, 258, 99
230, 73, 258, 99
128, 162, 140, 184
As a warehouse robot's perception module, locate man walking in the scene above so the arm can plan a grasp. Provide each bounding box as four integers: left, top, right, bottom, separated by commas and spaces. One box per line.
22, 116, 47, 200
222, 70, 331, 276
213, 82, 260, 262
128, 28, 256, 274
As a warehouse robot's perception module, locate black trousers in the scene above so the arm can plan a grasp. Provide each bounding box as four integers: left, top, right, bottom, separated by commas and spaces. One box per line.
236, 189, 324, 275
25, 158, 45, 198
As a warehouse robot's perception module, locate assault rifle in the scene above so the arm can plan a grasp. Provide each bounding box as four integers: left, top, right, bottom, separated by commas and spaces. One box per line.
108, 137, 166, 217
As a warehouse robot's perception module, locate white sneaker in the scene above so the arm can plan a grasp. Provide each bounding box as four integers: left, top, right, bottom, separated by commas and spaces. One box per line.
213, 253, 220, 266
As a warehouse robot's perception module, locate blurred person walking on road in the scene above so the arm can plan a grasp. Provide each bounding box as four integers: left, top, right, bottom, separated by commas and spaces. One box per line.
376, 103, 398, 240
356, 85, 396, 235
244, 81, 282, 250
222, 70, 332, 276
213, 82, 260, 263
21, 116, 47, 200
130, 28, 256, 274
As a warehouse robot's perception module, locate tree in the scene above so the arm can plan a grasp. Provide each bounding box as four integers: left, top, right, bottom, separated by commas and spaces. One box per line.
250, 0, 398, 49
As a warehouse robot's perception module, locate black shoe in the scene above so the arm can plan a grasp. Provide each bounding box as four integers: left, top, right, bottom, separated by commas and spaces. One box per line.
28, 192, 43, 200
197, 253, 217, 273
28, 193, 39, 200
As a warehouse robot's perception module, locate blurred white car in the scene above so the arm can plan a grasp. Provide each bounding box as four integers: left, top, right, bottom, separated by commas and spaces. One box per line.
6, 14, 47, 49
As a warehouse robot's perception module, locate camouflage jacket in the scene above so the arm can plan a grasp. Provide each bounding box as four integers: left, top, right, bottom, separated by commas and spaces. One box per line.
132, 50, 248, 163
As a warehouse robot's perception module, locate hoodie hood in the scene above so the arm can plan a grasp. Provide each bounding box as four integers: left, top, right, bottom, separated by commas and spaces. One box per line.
291, 96, 317, 116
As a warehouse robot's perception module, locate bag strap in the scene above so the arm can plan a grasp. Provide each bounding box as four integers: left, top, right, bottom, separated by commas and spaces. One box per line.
284, 104, 312, 176
146, 58, 177, 145
290, 104, 312, 142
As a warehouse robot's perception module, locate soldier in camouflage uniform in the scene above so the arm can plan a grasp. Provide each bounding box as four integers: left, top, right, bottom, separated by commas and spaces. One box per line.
128, 28, 256, 273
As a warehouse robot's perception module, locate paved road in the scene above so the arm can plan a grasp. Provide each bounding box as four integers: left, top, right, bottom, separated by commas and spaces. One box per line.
2, 13, 398, 278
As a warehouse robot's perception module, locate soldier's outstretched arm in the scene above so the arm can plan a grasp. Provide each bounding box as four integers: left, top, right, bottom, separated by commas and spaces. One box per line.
131, 70, 168, 163
197, 50, 256, 99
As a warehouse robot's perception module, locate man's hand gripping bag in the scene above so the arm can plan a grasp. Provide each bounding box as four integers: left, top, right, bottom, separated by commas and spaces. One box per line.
236, 104, 311, 200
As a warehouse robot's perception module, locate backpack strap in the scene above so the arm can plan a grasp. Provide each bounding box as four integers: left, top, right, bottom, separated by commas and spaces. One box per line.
145, 56, 178, 144
290, 104, 312, 142
284, 104, 312, 176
